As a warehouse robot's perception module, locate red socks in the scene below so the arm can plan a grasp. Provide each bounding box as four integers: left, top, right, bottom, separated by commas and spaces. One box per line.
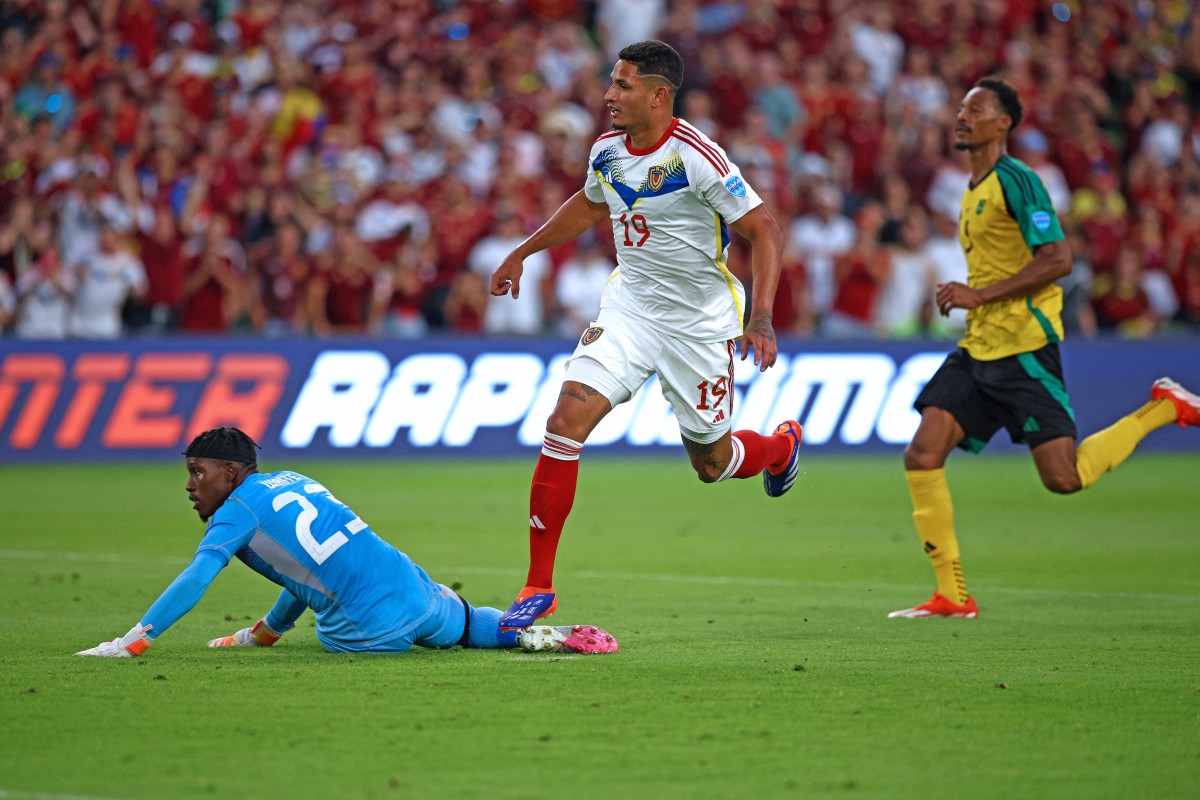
726, 429, 793, 479
526, 433, 583, 588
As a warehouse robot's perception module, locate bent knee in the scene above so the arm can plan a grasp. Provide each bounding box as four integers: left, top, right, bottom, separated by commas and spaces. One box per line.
693, 464, 723, 484
545, 411, 592, 443
904, 442, 945, 472
1042, 472, 1082, 494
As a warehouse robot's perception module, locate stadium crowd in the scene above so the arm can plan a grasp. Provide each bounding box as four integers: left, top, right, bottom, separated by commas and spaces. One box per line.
1, 0, 1199, 341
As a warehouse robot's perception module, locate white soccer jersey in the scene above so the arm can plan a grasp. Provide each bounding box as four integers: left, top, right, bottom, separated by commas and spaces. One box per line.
583, 118, 762, 342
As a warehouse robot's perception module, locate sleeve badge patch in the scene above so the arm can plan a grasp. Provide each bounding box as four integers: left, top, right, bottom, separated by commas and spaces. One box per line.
581, 325, 604, 345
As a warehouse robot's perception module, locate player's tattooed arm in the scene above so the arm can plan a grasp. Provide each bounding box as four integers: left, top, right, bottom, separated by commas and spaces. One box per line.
562, 384, 601, 404
746, 309, 775, 342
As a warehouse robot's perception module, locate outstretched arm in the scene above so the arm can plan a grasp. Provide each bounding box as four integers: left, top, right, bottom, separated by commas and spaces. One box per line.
491, 190, 607, 299
729, 205, 784, 371
75, 550, 227, 657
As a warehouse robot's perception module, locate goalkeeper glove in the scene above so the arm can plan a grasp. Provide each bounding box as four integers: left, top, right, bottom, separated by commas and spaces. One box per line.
207, 618, 282, 648
75, 623, 153, 658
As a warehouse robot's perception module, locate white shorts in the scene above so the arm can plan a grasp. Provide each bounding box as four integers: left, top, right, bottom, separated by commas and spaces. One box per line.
564, 306, 737, 444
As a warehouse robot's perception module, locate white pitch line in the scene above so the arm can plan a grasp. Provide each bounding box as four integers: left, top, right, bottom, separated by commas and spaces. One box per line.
2, 550, 1198, 604
0, 790, 135, 800
0, 550, 186, 566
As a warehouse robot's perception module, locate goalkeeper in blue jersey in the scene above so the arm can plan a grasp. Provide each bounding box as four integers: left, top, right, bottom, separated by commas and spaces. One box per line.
75, 427, 617, 658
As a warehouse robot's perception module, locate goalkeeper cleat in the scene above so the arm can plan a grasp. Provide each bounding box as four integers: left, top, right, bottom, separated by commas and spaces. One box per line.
75, 639, 137, 658
1151, 377, 1200, 428
518, 625, 619, 654
500, 585, 557, 630
763, 420, 803, 497
75, 623, 153, 657
888, 592, 979, 619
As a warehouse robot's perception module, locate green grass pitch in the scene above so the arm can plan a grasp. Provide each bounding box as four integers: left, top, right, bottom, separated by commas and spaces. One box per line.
1, 453, 1197, 800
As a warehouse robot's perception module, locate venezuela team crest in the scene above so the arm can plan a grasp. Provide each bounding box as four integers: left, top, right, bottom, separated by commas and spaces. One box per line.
581, 325, 604, 345
647, 165, 666, 192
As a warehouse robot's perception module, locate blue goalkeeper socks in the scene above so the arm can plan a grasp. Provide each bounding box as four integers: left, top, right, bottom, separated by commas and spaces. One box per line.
467, 606, 519, 648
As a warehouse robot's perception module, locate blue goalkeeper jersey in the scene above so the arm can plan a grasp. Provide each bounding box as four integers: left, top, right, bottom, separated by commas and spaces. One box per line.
194, 470, 442, 651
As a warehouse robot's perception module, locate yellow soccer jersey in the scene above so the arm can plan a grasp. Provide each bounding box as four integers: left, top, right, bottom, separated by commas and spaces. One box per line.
957, 154, 1066, 360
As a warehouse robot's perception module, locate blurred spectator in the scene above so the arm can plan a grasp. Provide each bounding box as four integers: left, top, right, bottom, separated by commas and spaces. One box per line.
270, 57, 325, 158
68, 224, 147, 340
821, 201, 889, 338
14, 248, 74, 340
180, 214, 250, 334
875, 208, 937, 339
0, 194, 54, 279
1070, 164, 1128, 275
553, 232, 615, 339
377, 248, 431, 340
255, 221, 313, 338
443, 269, 487, 334
356, 176, 431, 264
595, 0, 667, 61
1139, 96, 1194, 168
727, 107, 791, 211
842, 94, 890, 200
897, 122, 948, 215
538, 21, 602, 94
14, 53, 77, 136
681, 88, 719, 140
131, 204, 186, 334
1091, 246, 1157, 338
308, 223, 387, 336
429, 178, 491, 292
786, 183, 856, 326
890, 46, 948, 123
54, 165, 136, 271
1014, 128, 1072, 215
468, 209, 551, 336
877, 174, 911, 245
751, 51, 805, 142
924, 145, 971, 223
1129, 204, 1180, 325
846, 4, 904, 97
0, 268, 15, 334
1060, 226, 1098, 340
1167, 191, 1200, 329
922, 211, 968, 339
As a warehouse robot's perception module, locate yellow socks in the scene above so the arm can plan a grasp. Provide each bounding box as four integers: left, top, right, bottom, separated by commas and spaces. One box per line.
906, 468, 969, 604
1076, 398, 1176, 489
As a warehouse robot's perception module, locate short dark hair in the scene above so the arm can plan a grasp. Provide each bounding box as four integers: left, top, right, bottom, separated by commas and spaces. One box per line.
974, 77, 1023, 132
617, 40, 683, 90
183, 427, 260, 465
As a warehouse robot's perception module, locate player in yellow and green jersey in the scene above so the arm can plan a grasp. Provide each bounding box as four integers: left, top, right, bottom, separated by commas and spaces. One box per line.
888, 77, 1200, 619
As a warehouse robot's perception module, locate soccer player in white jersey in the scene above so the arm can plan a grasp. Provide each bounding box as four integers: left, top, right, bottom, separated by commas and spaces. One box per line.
490, 40, 802, 628
75, 427, 617, 657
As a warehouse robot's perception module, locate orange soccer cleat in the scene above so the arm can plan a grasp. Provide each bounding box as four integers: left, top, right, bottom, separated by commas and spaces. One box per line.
1151, 377, 1200, 428
888, 592, 979, 619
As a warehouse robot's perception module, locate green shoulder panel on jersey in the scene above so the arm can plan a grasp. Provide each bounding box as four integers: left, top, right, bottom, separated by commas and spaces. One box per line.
995, 155, 1064, 250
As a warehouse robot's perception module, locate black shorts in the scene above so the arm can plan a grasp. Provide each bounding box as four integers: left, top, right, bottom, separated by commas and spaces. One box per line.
915, 346, 1078, 452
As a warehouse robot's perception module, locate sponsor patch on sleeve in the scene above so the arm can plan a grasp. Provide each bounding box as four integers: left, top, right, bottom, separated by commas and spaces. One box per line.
1031, 210, 1052, 232
724, 176, 747, 197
